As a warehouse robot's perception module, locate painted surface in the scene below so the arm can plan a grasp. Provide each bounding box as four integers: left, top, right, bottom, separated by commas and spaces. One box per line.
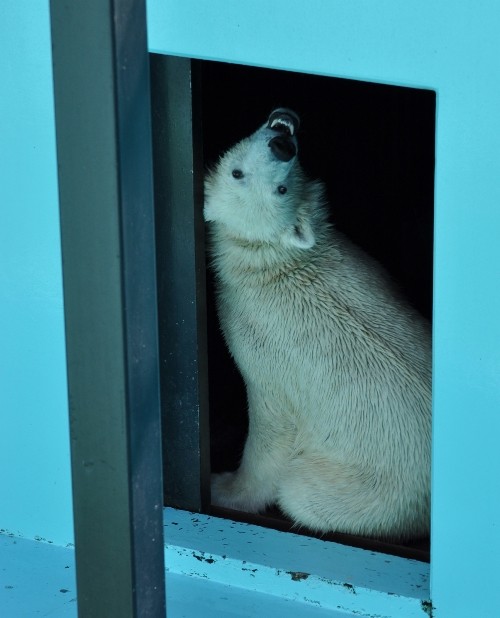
0, 523, 344, 618
0, 534, 76, 617
147, 2, 500, 617
164, 509, 430, 617
0, 1, 73, 546
5, 508, 424, 618
166, 573, 350, 618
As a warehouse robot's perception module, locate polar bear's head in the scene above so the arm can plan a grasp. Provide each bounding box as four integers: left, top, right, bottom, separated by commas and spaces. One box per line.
204, 109, 316, 249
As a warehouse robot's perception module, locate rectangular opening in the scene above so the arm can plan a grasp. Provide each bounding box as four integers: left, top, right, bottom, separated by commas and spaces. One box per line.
152, 56, 435, 563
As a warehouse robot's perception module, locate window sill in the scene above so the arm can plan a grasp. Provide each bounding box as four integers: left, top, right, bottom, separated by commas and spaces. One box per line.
0, 510, 431, 617
164, 508, 431, 617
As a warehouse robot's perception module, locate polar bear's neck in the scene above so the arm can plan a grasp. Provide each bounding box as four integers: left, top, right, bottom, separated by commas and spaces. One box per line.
207, 222, 329, 289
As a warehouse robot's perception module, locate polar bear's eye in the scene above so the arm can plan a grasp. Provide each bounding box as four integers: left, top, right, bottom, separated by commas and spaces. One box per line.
278, 185, 287, 195
232, 169, 244, 179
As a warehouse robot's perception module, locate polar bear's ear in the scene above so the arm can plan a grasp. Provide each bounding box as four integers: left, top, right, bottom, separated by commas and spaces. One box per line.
284, 220, 315, 249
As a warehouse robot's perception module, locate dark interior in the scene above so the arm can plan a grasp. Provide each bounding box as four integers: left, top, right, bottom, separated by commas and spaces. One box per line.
200, 60, 435, 562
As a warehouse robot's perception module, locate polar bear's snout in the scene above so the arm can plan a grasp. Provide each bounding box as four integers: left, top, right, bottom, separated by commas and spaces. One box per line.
267, 108, 300, 136
267, 108, 300, 162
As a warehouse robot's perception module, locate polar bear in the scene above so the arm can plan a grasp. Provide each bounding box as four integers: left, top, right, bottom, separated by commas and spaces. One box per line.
204, 109, 431, 540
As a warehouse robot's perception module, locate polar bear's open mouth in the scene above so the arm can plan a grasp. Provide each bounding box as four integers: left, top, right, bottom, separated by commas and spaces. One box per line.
267, 109, 300, 162
270, 117, 295, 136
267, 108, 300, 136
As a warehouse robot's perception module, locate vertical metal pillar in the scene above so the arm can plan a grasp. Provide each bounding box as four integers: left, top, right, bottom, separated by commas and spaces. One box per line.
150, 55, 210, 511
50, 2, 166, 616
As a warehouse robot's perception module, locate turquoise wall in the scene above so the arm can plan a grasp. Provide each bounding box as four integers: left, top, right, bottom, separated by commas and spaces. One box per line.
1, 1, 499, 615
0, 1, 73, 545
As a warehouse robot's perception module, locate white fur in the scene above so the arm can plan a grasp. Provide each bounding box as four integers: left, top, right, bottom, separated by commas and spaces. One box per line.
205, 116, 431, 540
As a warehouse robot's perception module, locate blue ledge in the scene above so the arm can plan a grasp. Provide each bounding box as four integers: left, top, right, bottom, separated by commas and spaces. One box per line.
0, 533, 77, 616
0, 510, 430, 617
164, 509, 431, 617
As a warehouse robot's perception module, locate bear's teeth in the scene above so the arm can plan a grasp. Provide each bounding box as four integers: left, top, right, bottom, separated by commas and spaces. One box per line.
271, 118, 294, 135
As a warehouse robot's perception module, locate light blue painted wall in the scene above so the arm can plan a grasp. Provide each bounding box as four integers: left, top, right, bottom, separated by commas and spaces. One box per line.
0, 1, 73, 546
147, 2, 500, 617
1, 1, 499, 616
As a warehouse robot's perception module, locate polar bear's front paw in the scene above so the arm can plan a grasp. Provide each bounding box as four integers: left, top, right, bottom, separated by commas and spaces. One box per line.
211, 472, 266, 513
210, 472, 238, 506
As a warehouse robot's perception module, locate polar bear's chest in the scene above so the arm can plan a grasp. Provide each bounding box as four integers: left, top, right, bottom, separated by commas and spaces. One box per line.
218, 279, 322, 384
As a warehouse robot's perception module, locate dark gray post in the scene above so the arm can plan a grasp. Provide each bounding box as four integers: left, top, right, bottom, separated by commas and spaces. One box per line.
150, 55, 211, 511
50, 1, 166, 616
